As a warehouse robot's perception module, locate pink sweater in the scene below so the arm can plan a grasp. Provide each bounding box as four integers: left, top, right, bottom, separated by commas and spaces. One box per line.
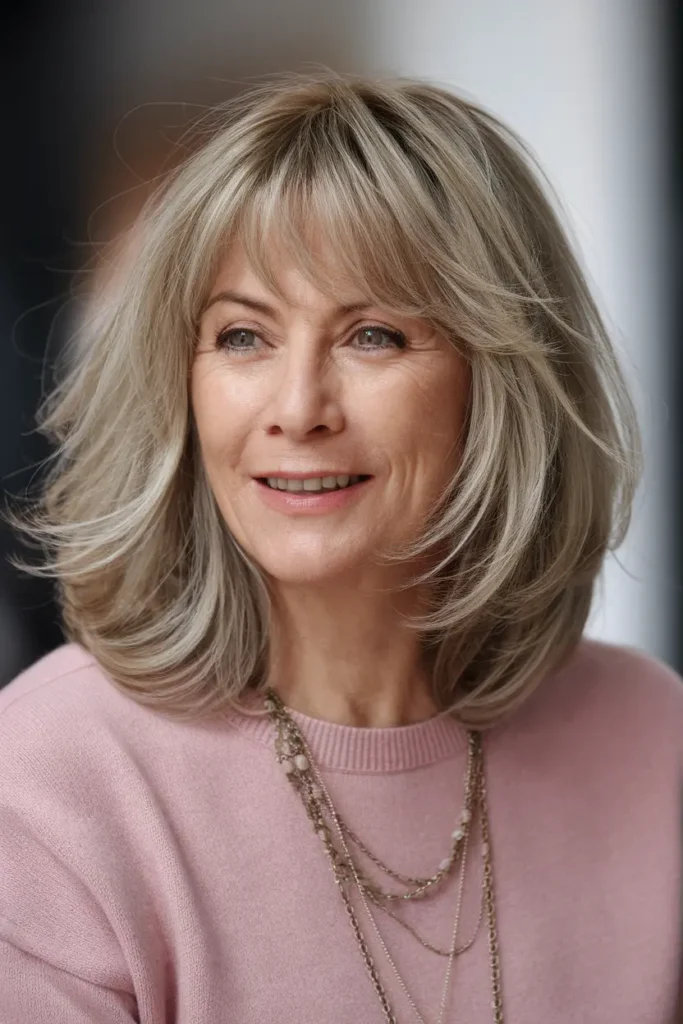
1, 638, 682, 1023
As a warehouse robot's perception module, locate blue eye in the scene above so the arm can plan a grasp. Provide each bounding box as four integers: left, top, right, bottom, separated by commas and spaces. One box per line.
354, 326, 406, 350
213, 324, 406, 354
215, 328, 260, 352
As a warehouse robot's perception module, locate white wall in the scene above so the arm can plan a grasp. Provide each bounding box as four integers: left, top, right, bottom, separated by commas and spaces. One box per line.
368, 0, 674, 661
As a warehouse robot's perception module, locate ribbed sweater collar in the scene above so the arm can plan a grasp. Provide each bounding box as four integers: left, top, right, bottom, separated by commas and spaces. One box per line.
229, 692, 471, 773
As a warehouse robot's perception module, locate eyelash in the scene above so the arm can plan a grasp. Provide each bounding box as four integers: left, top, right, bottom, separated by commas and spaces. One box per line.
213, 324, 407, 354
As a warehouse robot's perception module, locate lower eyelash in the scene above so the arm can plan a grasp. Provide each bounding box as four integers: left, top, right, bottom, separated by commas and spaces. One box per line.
214, 328, 257, 351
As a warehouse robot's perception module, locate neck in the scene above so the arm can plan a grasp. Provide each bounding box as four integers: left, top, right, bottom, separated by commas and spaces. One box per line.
266, 578, 438, 728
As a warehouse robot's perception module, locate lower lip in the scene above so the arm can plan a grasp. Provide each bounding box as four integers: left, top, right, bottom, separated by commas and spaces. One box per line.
253, 478, 372, 514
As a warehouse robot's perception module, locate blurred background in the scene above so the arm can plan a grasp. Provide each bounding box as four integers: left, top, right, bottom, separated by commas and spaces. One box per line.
1, 0, 680, 687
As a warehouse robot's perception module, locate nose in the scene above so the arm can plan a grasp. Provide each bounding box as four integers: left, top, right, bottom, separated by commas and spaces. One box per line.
264, 339, 345, 440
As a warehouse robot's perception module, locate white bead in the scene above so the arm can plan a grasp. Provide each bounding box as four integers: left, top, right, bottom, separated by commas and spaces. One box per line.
294, 754, 309, 771
439, 858, 451, 871
482, 842, 490, 857
264, 699, 275, 712
460, 809, 471, 823
311, 784, 323, 800
452, 828, 464, 841
282, 759, 294, 774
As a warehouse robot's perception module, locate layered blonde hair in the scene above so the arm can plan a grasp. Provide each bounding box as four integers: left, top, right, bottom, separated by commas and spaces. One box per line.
6, 71, 641, 728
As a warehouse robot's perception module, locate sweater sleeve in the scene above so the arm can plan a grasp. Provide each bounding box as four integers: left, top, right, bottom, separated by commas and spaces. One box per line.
0, 697, 141, 1022
0, 939, 139, 1023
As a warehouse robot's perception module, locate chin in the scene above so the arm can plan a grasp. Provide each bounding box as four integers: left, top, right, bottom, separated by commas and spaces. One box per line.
243, 538, 371, 587
259, 557, 362, 586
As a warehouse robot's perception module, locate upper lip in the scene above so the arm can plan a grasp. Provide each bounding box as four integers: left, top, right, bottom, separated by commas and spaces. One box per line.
253, 471, 369, 479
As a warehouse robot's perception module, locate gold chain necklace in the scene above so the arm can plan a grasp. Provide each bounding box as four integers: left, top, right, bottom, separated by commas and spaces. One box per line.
264, 688, 504, 1022
328, 783, 487, 957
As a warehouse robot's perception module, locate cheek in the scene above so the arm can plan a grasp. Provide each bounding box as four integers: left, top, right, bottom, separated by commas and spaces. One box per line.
190, 364, 247, 467
430, 356, 470, 440
384, 362, 469, 467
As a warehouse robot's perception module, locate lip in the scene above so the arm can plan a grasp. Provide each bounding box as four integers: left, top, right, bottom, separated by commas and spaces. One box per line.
252, 471, 365, 479
252, 476, 372, 515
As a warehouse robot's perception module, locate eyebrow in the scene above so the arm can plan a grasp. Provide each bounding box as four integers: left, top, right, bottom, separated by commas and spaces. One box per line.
200, 290, 375, 320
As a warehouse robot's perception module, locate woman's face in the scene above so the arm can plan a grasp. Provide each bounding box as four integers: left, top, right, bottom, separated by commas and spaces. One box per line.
192, 243, 470, 585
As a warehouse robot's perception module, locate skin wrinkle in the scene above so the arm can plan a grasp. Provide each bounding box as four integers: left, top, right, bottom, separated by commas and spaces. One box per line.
191, 242, 470, 728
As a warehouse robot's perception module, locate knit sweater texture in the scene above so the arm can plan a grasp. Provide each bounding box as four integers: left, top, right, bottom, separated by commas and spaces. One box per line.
1, 639, 682, 1023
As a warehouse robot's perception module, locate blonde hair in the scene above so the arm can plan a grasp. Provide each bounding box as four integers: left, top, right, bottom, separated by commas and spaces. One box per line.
6, 71, 641, 728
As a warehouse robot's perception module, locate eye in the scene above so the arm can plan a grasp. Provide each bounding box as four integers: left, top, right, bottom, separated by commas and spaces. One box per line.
212, 323, 406, 354
353, 326, 406, 351
214, 327, 263, 353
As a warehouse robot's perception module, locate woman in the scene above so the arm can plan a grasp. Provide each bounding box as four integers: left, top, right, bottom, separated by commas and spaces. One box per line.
1, 72, 681, 1024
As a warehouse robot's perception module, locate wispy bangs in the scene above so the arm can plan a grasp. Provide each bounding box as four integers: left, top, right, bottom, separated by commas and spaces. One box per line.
201, 106, 461, 331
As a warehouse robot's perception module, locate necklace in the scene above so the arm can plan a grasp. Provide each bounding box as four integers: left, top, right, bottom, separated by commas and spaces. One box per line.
263, 688, 504, 1022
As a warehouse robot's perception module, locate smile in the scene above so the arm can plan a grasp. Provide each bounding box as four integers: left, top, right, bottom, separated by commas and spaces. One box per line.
259, 474, 369, 493
253, 474, 372, 514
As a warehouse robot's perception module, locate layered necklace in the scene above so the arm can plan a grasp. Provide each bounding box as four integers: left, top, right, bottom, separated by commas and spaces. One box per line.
263, 687, 504, 1023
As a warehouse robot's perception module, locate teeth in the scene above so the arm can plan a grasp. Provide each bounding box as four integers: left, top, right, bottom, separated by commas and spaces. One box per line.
265, 474, 363, 492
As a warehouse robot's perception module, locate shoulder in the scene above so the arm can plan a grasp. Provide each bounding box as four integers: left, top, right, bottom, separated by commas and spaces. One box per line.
0, 643, 241, 789
0, 642, 102, 713
0, 642, 140, 750
503, 637, 683, 762
0, 643, 175, 789
566, 637, 683, 715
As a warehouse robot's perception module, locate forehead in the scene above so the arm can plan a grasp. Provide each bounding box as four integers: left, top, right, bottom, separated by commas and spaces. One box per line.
207, 240, 373, 315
